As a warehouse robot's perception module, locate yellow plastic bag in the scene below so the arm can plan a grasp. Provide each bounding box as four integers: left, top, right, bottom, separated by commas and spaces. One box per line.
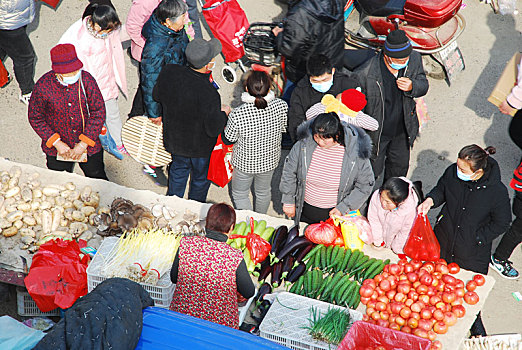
332, 210, 365, 250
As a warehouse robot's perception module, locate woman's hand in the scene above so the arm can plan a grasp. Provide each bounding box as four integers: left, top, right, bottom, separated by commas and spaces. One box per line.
54, 140, 71, 157
272, 27, 283, 37
329, 208, 342, 218
417, 197, 434, 216
150, 117, 162, 126
70, 142, 87, 160
283, 204, 296, 218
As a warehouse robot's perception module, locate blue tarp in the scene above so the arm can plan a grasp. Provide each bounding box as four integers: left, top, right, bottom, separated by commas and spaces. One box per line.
135, 307, 290, 350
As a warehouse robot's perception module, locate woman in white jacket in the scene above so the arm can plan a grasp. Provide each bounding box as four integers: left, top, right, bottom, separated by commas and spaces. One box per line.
59, 3, 127, 157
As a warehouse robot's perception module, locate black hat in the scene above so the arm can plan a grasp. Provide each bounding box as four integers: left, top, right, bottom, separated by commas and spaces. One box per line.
186, 38, 222, 69
384, 30, 412, 59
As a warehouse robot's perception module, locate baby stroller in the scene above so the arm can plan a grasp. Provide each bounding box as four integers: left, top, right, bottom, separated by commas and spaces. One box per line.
199, 0, 283, 90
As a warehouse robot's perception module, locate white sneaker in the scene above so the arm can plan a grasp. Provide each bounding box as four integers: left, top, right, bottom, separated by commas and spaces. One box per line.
19, 92, 31, 105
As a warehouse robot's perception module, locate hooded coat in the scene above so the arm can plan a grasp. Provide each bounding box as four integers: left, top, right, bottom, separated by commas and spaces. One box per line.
280, 120, 375, 225
427, 158, 511, 274
275, 0, 345, 83
141, 13, 189, 118
367, 177, 419, 254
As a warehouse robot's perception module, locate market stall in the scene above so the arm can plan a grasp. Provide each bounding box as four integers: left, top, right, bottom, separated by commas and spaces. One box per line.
0, 157, 295, 275
0, 158, 500, 350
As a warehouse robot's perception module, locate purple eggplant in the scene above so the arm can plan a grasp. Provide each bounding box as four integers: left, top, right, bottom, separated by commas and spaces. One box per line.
281, 255, 295, 280
275, 236, 312, 262
256, 259, 272, 282
255, 282, 272, 304
293, 242, 314, 264
269, 225, 288, 264
286, 262, 306, 284
271, 261, 283, 288
283, 225, 299, 247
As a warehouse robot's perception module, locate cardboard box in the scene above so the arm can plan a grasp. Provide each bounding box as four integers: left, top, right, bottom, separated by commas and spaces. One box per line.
488, 52, 521, 116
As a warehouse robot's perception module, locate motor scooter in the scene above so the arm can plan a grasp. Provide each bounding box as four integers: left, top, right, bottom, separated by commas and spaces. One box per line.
344, 0, 466, 84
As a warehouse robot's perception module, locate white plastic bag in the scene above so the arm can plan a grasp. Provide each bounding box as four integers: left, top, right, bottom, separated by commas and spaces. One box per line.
0, 316, 45, 350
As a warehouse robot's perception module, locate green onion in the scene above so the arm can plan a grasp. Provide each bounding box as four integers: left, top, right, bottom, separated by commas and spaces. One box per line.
304, 306, 351, 345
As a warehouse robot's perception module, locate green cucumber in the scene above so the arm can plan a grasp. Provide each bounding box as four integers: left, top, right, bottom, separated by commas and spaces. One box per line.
340, 248, 352, 272
303, 244, 323, 262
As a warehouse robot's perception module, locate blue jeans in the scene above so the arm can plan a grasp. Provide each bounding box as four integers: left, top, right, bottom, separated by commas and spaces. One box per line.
281, 79, 296, 104
167, 155, 211, 202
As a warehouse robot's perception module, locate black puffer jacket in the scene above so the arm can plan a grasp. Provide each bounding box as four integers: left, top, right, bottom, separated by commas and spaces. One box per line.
427, 158, 511, 274
354, 51, 429, 159
35, 278, 154, 350
276, 0, 345, 83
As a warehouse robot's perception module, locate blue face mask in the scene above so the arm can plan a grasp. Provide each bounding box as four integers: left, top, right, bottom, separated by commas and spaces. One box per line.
61, 70, 82, 85
457, 168, 475, 181
310, 77, 334, 93
389, 58, 409, 71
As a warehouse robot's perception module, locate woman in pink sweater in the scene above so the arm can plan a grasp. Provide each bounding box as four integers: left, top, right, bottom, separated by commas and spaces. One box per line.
367, 177, 419, 254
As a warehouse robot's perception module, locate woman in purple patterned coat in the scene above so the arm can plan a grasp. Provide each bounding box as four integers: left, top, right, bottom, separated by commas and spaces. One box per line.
28, 44, 107, 179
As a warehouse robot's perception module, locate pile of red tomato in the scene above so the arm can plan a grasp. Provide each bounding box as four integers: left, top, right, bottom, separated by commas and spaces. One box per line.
359, 258, 486, 349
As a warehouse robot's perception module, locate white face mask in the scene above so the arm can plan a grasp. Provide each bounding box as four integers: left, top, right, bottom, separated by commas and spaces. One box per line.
58, 70, 82, 86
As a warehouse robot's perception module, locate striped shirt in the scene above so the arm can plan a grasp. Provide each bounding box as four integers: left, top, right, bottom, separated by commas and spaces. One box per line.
304, 143, 345, 208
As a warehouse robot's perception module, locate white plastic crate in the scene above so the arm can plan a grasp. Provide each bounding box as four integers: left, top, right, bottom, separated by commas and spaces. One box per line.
259, 292, 363, 350
16, 288, 60, 317
86, 237, 176, 308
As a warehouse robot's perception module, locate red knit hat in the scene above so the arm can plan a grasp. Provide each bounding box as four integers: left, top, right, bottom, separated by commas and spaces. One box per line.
50, 44, 83, 74
341, 89, 367, 113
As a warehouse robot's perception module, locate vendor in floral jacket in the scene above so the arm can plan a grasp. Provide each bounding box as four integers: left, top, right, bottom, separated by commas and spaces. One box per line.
170, 203, 255, 328
28, 44, 107, 179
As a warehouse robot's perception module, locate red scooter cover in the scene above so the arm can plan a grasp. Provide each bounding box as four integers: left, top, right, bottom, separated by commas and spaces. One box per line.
202, 0, 249, 63
404, 0, 462, 28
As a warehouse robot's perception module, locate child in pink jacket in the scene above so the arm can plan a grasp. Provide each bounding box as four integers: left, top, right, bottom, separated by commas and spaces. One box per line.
367, 177, 419, 254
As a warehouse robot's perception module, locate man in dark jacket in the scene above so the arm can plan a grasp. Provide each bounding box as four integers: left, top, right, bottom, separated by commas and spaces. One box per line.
153, 38, 229, 202
273, 0, 345, 85
355, 30, 429, 182
288, 54, 359, 142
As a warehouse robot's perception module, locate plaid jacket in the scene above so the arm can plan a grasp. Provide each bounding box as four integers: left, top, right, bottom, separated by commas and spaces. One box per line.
28, 70, 105, 156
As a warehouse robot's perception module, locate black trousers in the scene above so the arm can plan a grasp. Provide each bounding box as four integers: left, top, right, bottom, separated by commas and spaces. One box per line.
301, 202, 333, 224
494, 190, 522, 261
371, 133, 410, 182
128, 62, 145, 118
0, 26, 35, 94
46, 151, 108, 180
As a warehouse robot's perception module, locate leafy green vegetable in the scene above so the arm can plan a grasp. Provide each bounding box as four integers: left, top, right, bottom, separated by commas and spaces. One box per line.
305, 306, 351, 345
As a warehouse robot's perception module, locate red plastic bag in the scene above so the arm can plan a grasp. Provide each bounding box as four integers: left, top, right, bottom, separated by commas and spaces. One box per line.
202, 0, 249, 63
207, 134, 234, 187
338, 321, 432, 350
24, 239, 89, 312
230, 218, 271, 264
305, 220, 337, 245
403, 214, 440, 262
0, 59, 8, 88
